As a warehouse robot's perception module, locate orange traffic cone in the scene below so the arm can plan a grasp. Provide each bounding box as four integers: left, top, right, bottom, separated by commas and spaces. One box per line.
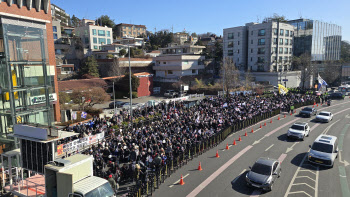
179, 174, 185, 185
314, 102, 316, 105
294, 109, 296, 113
270, 119, 272, 123
226, 143, 229, 150
260, 124, 262, 128
251, 128, 254, 133
284, 114, 286, 118
198, 162, 203, 171
233, 139, 237, 145
264, 122, 267, 126
216, 150, 220, 158
278, 116, 280, 120
238, 136, 242, 141
317, 104, 318, 107
244, 131, 248, 137
290, 112, 293, 116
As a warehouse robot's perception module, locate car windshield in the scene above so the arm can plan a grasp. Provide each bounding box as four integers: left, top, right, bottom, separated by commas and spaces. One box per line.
303, 108, 312, 112
85, 182, 115, 197
311, 142, 333, 153
319, 113, 329, 116
291, 125, 304, 130
251, 163, 272, 176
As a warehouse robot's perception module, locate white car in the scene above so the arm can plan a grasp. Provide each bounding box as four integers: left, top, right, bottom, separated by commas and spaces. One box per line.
308, 135, 338, 167
287, 122, 310, 141
315, 111, 333, 123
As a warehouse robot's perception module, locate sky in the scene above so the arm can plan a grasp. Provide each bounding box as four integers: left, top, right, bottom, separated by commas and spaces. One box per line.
52, 0, 350, 41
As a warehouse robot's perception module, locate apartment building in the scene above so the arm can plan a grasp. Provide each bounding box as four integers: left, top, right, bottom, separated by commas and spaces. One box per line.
92, 43, 129, 59
51, 3, 70, 26
115, 23, 146, 38
75, 19, 113, 54
153, 44, 205, 82
223, 26, 248, 69
0, 0, 60, 150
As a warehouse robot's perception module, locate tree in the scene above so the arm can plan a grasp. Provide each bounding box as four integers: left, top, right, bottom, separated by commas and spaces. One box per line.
109, 58, 126, 78
59, 92, 71, 105
221, 57, 240, 96
106, 54, 114, 59
71, 15, 81, 27
119, 49, 127, 57
71, 87, 110, 109
263, 13, 288, 23
116, 73, 140, 92
321, 61, 342, 86
191, 32, 198, 37
341, 40, 350, 63
80, 56, 100, 77
293, 53, 314, 89
244, 70, 254, 90
96, 15, 115, 28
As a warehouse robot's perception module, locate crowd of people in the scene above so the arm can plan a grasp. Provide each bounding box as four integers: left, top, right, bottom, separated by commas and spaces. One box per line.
62, 92, 316, 193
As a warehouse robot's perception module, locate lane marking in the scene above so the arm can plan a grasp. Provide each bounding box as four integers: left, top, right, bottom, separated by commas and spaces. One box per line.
265, 144, 274, 151
286, 142, 299, 153
231, 169, 246, 184
339, 166, 350, 197
288, 191, 313, 197
169, 173, 190, 188
295, 176, 316, 182
299, 169, 316, 175
186, 145, 253, 197
278, 153, 287, 163
338, 124, 350, 151
322, 119, 341, 135
292, 182, 315, 190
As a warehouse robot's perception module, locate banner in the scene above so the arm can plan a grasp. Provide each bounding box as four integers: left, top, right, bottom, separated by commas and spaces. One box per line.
278, 84, 288, 95
57, 144, 63, 156
81, 111, 87, 119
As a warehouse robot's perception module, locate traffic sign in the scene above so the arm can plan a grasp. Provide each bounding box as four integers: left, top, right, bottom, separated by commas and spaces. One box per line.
282, 79, 288, 81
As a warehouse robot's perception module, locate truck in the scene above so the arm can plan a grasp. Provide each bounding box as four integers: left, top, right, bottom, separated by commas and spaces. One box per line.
45, 154, 115, 197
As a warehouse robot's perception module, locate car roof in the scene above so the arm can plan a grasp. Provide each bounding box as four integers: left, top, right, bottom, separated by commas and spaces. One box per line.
293, 122, 308, 126
303, 107, 313, 110
314, 134, 337, 145
255, 157, 278, 166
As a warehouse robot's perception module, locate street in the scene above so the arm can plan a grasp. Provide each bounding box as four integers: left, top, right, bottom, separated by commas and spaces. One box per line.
153, 99, 350, 197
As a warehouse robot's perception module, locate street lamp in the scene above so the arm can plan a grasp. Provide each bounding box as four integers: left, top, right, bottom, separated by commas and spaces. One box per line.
128, 39, 133, 128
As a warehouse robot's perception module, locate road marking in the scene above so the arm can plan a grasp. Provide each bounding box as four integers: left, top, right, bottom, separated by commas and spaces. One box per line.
169, 173, 189, 188
339, 166, 350, 197
252, 136, 266, 145
338, 124, 350, 151
286, 142, 299, 153
186, 145, 253, 197
265, 144, 274, 151
322, 119, 341, 134
265, 118, 300, 137
288, 191, 313, 197
292, 183, 315, 190
229, 145, 233, 148
278, 153, 287, 163
231, 169, 246, 184
299, 169, 316, 175
295, 176, 316, 182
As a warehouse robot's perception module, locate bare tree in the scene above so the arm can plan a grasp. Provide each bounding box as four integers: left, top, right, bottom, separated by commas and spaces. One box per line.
221, 57, 240, 96
244, 70, 254, 90
109, 58, 127, 79
321, 61, 341, 86
293, 53, 314, 89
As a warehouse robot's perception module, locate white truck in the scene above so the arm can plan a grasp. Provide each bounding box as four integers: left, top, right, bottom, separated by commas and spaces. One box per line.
45, 154, 115, 197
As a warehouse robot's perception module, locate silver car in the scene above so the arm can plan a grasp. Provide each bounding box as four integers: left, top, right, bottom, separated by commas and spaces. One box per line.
246, 157, 281, 191
315, 111, 333, 123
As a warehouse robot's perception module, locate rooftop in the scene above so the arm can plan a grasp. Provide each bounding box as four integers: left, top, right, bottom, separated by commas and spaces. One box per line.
58, 78, 107, 92
116, 23, 146, 28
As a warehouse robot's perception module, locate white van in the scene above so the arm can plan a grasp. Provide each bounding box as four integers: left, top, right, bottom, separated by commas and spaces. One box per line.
69, 176, 115, 197
308, 134, 338, 167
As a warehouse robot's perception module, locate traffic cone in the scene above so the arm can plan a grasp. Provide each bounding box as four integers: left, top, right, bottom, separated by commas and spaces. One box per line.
179, 174, 185, 185
238, 136, 242, 141
216, 150, 220, 158
244, 131, 248, 136
294, 109, 296, 113
317, 104, 318, 107
251, 128, 254, 133
226, 143, 229, 150
314, 102, 316, 105
270, 119, 272, 123
284, 114, 286, 118
233, 139, 237, 145
264, 122, 267, 126
278, 116, 280, 120
260, 124, 262, 128
290, 112, 293, 116
198, 162, 203, 171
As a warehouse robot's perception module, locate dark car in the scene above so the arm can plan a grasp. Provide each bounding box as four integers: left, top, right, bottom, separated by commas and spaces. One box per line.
299, 107, 317, 117
246, 157, 281, 191
109, 101, 126, 109
327, 92, 344, 100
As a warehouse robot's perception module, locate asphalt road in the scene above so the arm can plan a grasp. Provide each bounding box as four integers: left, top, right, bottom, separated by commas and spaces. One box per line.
153, 98, 350, 197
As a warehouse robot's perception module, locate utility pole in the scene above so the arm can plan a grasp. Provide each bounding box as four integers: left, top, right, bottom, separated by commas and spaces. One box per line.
128, 39, 133, 129
113, 81, 116, 115
276, 20, 280, 86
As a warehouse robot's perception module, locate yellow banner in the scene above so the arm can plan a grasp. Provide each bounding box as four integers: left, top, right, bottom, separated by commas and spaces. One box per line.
278, 84, 288, 95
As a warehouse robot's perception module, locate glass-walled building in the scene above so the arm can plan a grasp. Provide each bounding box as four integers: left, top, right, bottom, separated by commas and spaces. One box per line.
0, 0, 60, 153
288, 19, 342, 61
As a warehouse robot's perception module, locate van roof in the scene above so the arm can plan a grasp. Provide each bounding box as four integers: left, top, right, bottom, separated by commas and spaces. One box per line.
74, 176, 108, 194
314, 134, 337, 145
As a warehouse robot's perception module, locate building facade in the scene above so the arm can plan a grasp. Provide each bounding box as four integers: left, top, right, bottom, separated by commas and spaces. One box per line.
0, 0, 60, 151
75, 19, 113, 54
115, 23, 146, 38
51, 3, 70, 26
288, 19, 342, 61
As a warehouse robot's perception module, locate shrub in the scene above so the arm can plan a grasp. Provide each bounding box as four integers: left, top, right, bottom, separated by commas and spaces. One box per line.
85, 107, 103, 115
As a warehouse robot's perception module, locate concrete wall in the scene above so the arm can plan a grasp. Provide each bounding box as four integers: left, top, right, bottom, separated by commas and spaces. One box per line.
251, 71, 311, 87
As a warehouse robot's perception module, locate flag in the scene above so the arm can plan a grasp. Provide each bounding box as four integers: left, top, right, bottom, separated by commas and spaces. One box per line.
318, 75, 327, 90
72, 111, 77, 120
223, 103, 228, 108
278, 84, 288, 95
81, 111, 87, 119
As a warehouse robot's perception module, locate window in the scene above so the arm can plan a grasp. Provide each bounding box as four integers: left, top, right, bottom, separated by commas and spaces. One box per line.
192, 69, 196, 74
290, 31, 293, 37
123, 26, 126, 29
228, 41, 233, 48
238, 32, 240, 37
53, 26, 57, 32
273, 38, 277, 44
92, 29, 97, 35
183, 60, 189, 64
279, 38, 283, 45
251, 31, 253, 35
98, 38, 106, 44
258, 48, 265, 54
285, 39, 289, 45
168, 70, 173, 74
228, 33, 233, 39
84, 30, 88, 36
280, 29, 284, 36
273, 28, 278, 35
289, 48, 292, 54
163, 62, 166, 64
251, 40, 253, 44
290, 39, 293, 45
285, 30, 289, 36
279, 56, 283, 62
251, 57, 253, 61
284, 56, 288, 62
258, 57, 265, 63
228, 50, 233, 56
258, 29, 266, 36
123, 31, 126, 34
279, 47, 283, 54
98, 30, 105, 36
53, 33, 58, 39
258, 38, 265, 45
238, 41, 240, 45
94, 45, 98, 49
93, 37, 97, 44
273, 47, 277, 54
284, 48, 288, 54
107, 39, 111, 44
238, 49, 240, 54
84, 37, 89, 44
272, 56, 277, 61
129, 31, 131, 35
251, 49, 253, 53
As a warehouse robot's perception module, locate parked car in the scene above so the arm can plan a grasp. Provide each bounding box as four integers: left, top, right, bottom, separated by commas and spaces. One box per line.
109, 101, 126, 109
327, 92, 344, 100
164, 90, 179, 98
246, 157, 281, 191
122, 102, 140, 110
308, 134, 338, 167
287, 122, 310, 141
299, 107, 317, 117
315, 111, 333, 123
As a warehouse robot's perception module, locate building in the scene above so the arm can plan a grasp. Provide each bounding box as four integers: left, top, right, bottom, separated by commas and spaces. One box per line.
51, 3, 70, 26
173, 32, 198, 45
97, 58, 153, 77
224, 21, 295, 72
115, 23, 146, 38
288, 19, 342, 62
114, 37, 145, 47
75, 19, 113, 54
0, 0, 60, 151
92, 43, 129, 59
153, 44, 205, 82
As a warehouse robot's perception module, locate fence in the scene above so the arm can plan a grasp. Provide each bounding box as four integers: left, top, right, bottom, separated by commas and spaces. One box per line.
126, 99, 317, 197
